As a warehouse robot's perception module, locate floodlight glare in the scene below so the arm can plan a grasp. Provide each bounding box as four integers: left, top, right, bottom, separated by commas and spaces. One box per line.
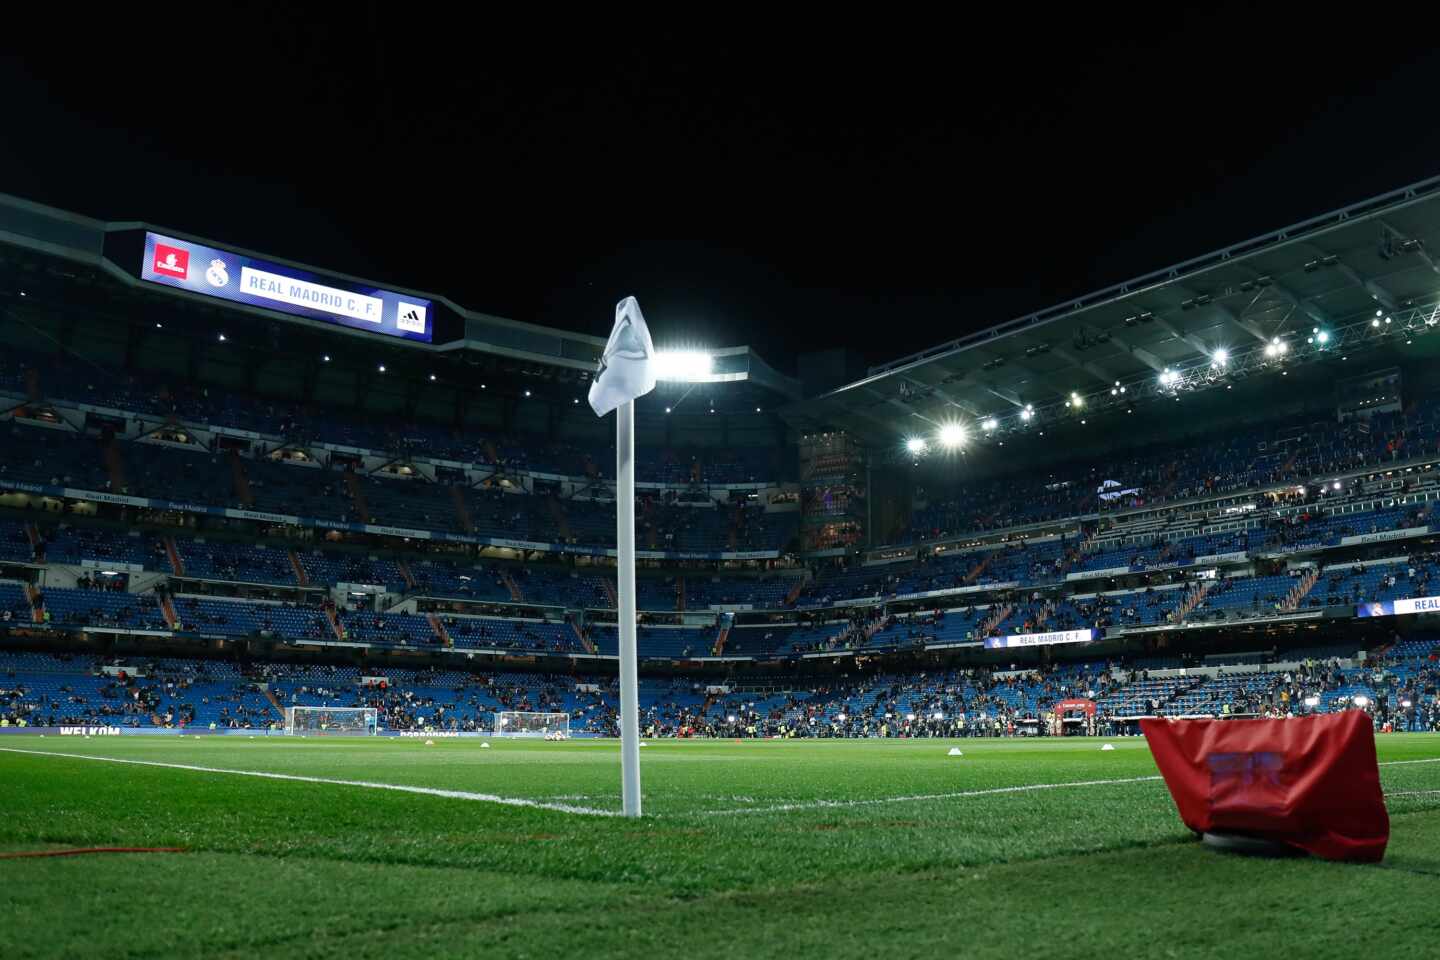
982, 417, 999, 431
937, 423, 966, 449
1316, 330, 1330, 344
653, 350, 714, 381
1264, 343, 1278, 357
1333, 481, 1342, 490
1159, 368, 1179, 386
1070, 392, 1084, 408
1020, 406, 1034, 422
905, 437, 928, 455
1372, 318, 1382, 328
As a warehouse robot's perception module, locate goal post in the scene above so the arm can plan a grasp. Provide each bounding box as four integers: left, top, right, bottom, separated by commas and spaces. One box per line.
284, 706, 379, 736
494, 711, 570, 738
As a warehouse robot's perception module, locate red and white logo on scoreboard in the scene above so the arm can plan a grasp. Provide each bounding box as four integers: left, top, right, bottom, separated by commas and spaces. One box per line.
152, 243, 190, 279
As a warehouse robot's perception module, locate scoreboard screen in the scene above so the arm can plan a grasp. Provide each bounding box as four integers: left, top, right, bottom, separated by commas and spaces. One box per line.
139, 231, 432, 343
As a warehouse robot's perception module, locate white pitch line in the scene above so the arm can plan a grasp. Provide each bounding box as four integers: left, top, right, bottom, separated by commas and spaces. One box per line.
699, 775, 1166, 816
1379, 757, 1440, 767
698, 756, 1440, 816
0, 747, 616, 817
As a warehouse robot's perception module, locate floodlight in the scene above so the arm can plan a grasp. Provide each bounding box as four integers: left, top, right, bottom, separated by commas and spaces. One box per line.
653, 350, 714, 381
1316, 330, 1330, 344
217, 333, 227, 342
1070, 392, 1084, 408
906, 437, 929, 455
1020, 406, 1034, 422
1264, 343, 1278, 357
322, 354, 331, 362
1277, 340, 1288, 354
429, 373, 437, 381
664, 406, 672, 414
1372, 318, 1382, 328
524, 389, 531, 397
1159, 368, 1179, 386
937, 423, 966, 449
377, 363, 386, 373
1212, 348, 1229, 366
1333, 481, 1342, 490
982, 417, 999, 431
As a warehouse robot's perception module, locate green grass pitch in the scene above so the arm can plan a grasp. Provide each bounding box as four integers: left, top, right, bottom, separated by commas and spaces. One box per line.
2, 734, 1439, 958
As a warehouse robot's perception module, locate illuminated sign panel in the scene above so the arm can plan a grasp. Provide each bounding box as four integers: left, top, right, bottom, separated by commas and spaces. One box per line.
140, 232, 431, 342
984, 628, 1093, 649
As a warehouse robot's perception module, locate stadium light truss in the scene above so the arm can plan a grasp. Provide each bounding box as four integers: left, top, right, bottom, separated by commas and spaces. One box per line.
944, 296, 1440, 443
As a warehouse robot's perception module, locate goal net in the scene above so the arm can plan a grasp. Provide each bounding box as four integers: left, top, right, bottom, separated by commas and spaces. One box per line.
494, 711, 570, 738
285, 706, 379, 736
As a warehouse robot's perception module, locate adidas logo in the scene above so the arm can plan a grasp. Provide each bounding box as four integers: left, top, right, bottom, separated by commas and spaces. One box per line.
396, 302, 427, 333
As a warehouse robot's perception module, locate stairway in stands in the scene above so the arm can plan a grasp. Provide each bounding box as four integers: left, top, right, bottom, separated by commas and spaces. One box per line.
427, 613, 452, 648
1281, 568, 1321, 613
711, 617, 732, 655
325, 606, 346, 640
501, 570, 524, 602
396, 559, 417, 590
1177, 579, 1215, 622
157, 593, 180, 629
164, 537, 185, 576
342, 470, 370, 523
448, 485, 474, 532
546, 495, 571, 542
978, 603, 1013, 637
289, 551, 310, 586
228, 450, 255, 507
676, 577, 686, 612
23, 523, 41, 561
24, 583, 44, 623
102, 438, 127, 493
601, 577, 618, 608
262, 687, 286, 722
963, 551, 993, 584
570, 620, 596, 654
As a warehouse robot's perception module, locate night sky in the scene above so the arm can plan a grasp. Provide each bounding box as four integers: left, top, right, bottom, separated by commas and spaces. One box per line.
5, 9, 1440, 373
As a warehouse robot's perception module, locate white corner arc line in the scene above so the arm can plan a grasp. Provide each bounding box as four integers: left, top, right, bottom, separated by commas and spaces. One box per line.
699, 775, 1166, 816
0, 747, 616, 817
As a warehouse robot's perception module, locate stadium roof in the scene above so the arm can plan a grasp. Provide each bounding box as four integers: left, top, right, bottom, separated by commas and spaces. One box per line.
0, 192, 800, 403
784, 174, 1440, 444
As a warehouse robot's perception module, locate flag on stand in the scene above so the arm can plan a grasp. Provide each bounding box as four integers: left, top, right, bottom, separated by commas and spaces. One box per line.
1141, 711, 1389, 862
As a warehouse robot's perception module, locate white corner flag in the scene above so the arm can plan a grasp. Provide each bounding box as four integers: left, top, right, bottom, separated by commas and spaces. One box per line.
588, 296, 655, 817
588, 296, 656, 416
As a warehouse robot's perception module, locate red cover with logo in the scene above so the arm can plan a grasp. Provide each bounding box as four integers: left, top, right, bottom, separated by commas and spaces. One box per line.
1140, 711, 1388, 862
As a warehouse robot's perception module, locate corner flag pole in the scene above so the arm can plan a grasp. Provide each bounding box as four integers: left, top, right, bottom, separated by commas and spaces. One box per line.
616, 399, 642, 817
586, 296, 656, 819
